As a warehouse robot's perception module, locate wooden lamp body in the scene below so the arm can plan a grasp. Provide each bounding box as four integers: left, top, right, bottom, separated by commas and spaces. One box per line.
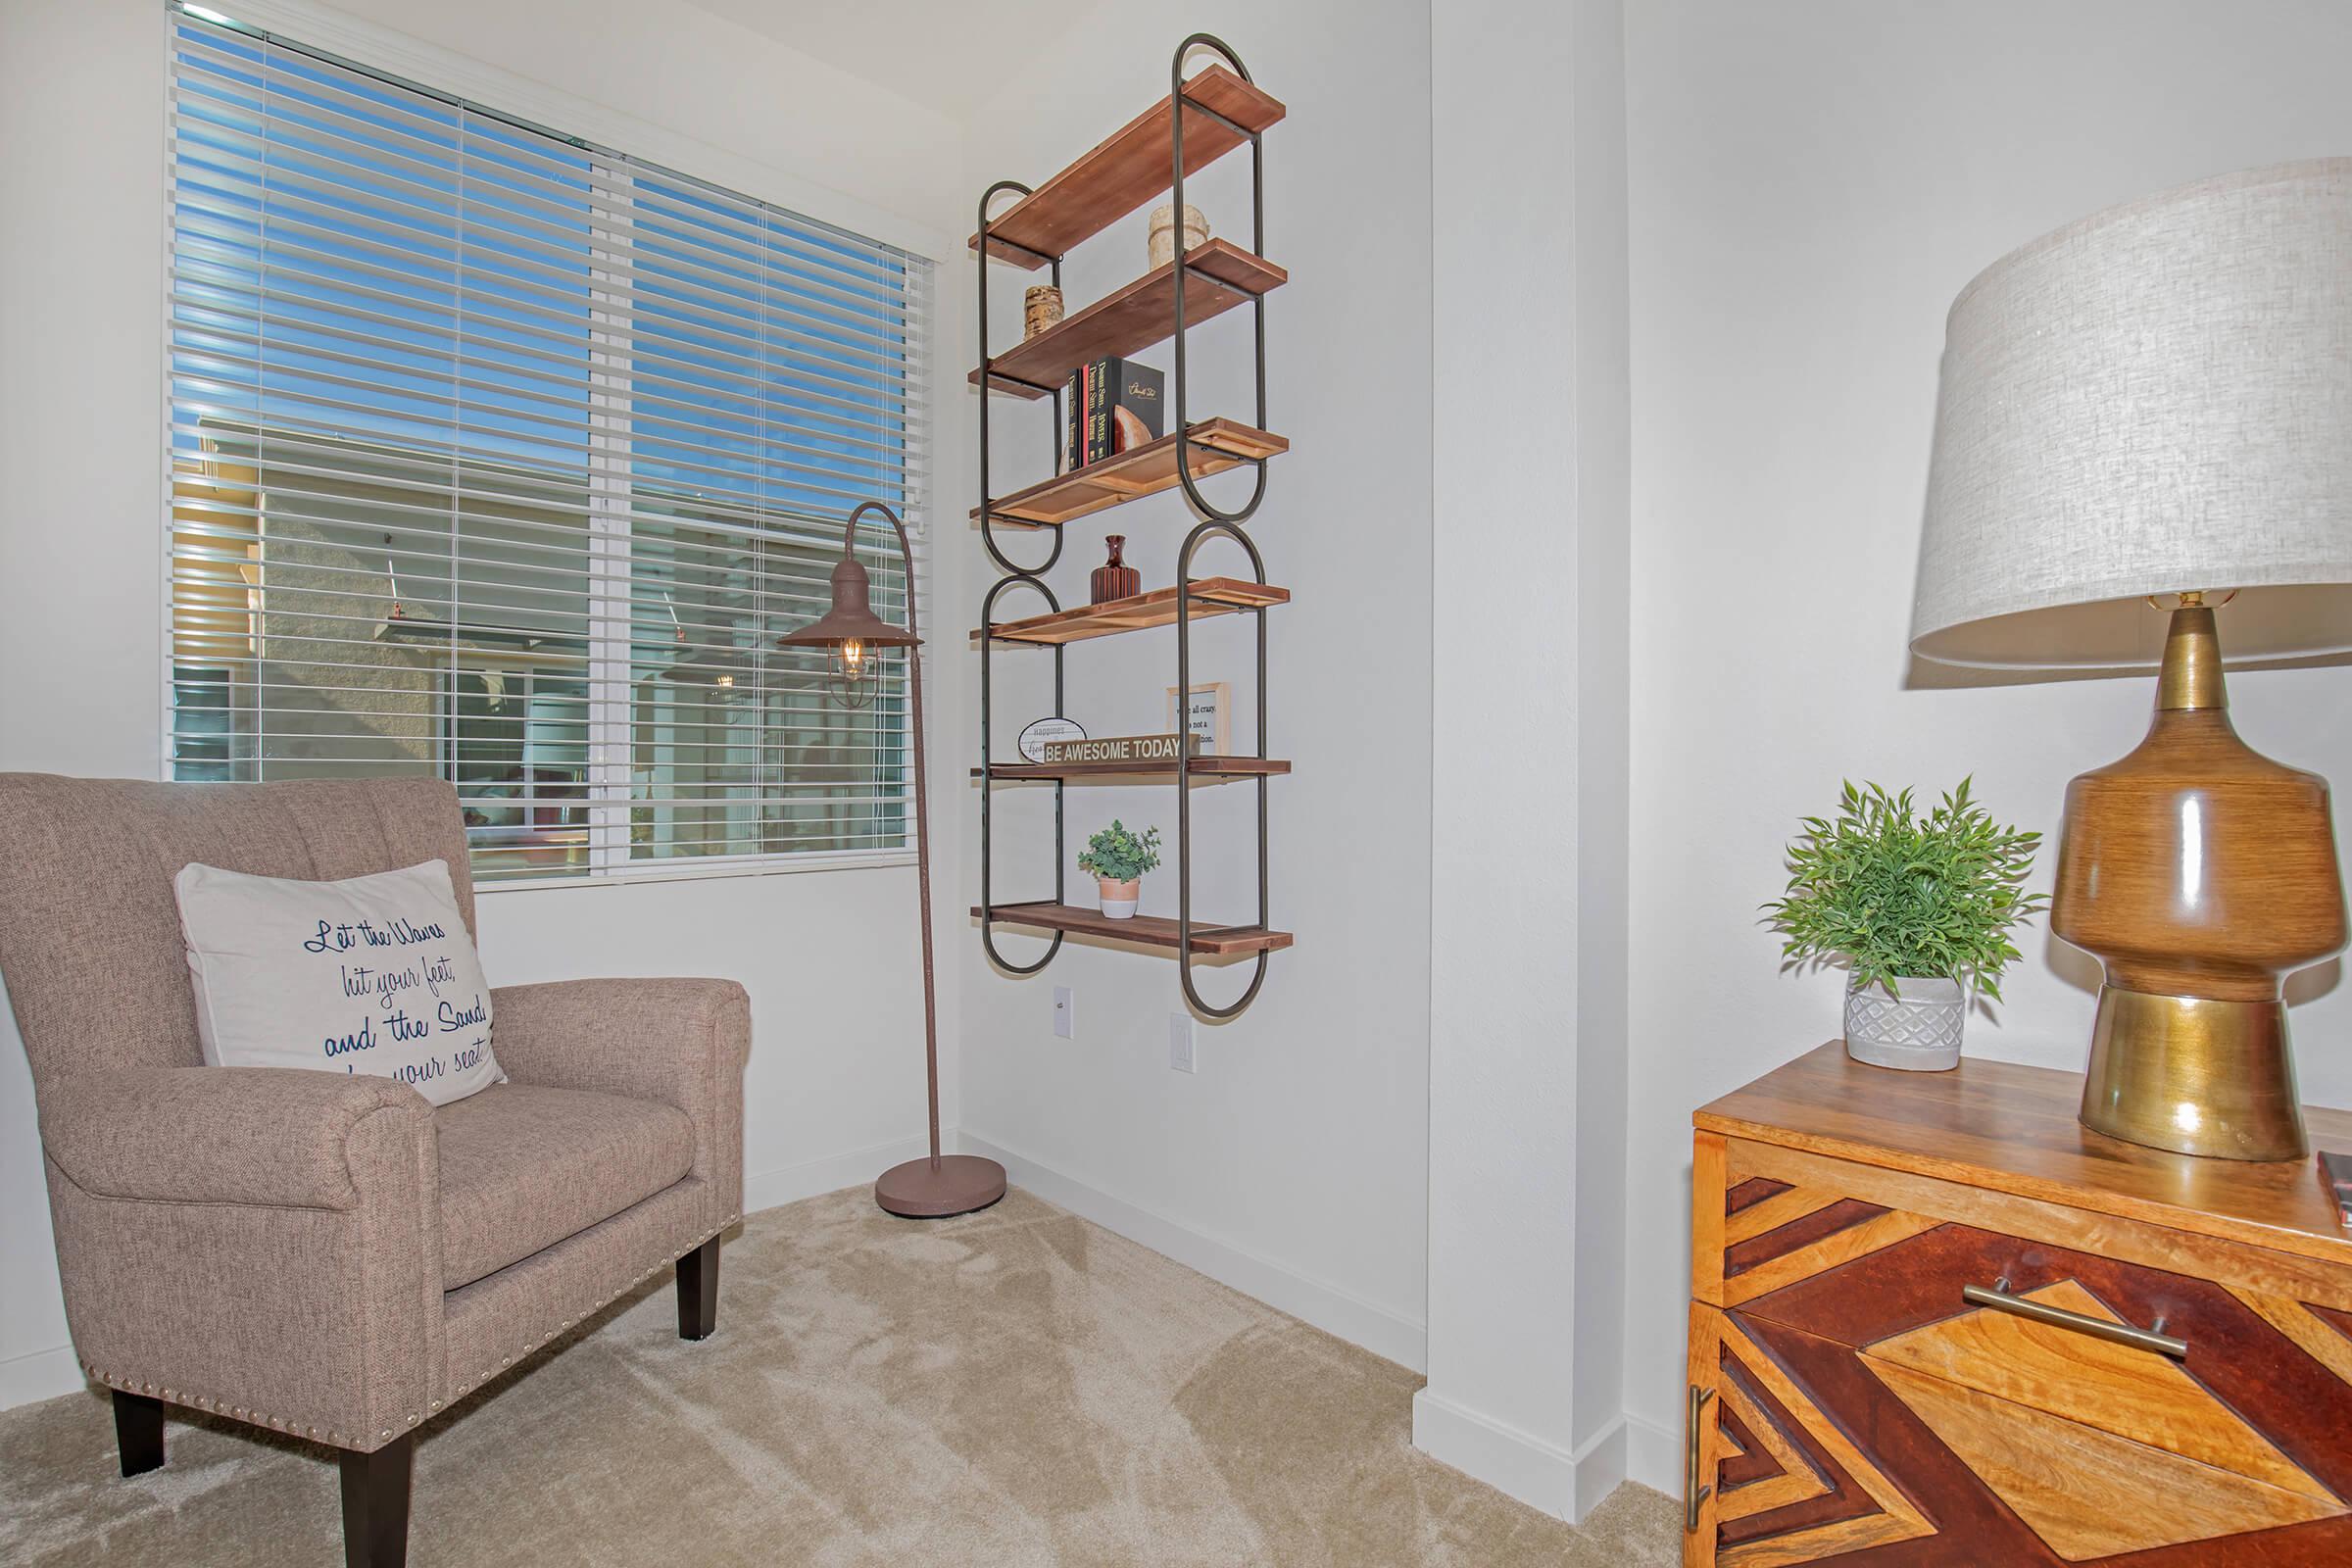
2054, 605, 2348, 1160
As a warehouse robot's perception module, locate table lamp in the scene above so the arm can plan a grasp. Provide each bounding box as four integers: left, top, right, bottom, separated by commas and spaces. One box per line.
779, 502, 1006, 1215
1912, 158, 2352, 1161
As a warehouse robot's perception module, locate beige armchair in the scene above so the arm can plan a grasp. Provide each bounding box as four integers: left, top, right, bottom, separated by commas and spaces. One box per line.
0, 774, 749, 1568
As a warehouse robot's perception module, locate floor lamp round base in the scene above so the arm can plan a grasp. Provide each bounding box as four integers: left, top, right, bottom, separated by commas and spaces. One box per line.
875, 1154, 1007, 1219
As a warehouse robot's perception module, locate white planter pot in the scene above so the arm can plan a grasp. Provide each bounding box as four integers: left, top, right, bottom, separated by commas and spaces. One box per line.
1843, 974, 1967, 1071
1097, 876, 1140, 920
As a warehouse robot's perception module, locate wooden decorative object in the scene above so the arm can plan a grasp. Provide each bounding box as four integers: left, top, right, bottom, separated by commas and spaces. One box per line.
1023, 284, 1064, 338
2055, 602, 2346, 1161
1090, 534, 1141, 604
1167, 680, 1230, 756
1148, 202, 1209, 269
1683, 1043, 2352, 1566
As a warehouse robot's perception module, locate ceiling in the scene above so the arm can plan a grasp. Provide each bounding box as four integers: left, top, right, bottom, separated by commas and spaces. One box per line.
683, 0, 1104, 121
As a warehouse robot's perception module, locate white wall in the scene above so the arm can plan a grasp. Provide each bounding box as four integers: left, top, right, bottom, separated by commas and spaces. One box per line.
952, 0, 1437, 1368
0, 0, 968, 1408
1620, 0, 2352, 1485
1417, 0, 1634, 1522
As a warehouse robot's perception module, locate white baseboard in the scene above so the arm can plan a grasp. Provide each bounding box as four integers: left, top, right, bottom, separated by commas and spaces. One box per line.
1410, 1389, 1632, 1523
1413, 1390, 1565, 1513
1573, 1416, 1631, 1519
956, 1129, 1428, 1372
1625, 1409, 1684, 1495
0, 1342, 87, 1413
742, 1132, 936, 1216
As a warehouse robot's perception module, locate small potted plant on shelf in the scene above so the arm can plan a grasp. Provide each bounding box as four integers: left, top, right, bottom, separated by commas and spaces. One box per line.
1079, 819, 1162, 921
1765, 778, 2047, 1071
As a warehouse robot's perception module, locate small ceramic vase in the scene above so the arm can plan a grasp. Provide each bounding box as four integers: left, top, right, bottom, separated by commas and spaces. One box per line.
1098, 876, 1140, 920
1148, 203, 1210, 269
1090, 535, 1141, 605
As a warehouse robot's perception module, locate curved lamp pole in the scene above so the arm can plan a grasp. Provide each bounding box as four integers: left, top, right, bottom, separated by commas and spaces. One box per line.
778, 502, 1006, 1218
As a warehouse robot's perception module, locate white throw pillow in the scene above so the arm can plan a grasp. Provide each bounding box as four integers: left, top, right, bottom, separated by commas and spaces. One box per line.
174, 858, 504, 1106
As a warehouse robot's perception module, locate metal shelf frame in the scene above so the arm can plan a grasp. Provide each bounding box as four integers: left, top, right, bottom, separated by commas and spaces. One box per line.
973, 32, 1281, 1019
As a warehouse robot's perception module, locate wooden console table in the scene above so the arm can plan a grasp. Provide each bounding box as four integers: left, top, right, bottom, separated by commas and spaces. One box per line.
1684, 1043, 2352, 1566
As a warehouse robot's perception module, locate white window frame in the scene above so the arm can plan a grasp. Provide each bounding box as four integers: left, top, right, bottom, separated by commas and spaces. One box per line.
159, 0, 946, 889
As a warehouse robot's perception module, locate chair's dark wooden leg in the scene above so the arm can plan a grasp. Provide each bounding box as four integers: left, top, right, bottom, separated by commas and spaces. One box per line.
338, 1433, 413, 1568
677, 1236, 720, 1341
112, 1390, 165, 1477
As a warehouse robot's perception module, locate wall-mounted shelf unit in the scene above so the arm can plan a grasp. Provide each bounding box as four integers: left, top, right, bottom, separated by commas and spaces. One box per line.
970, 243, 1288, 396
972, 902, 1295, 956
979, 579, 1288, 645
969, 65, 1286, 265
975, 757, 1291, 788
976, 423, 1287, 528
973, 33, 1288, 1019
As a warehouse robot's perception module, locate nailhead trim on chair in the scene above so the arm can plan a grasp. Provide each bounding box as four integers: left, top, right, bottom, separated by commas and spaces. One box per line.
79, 1215, 742, 1443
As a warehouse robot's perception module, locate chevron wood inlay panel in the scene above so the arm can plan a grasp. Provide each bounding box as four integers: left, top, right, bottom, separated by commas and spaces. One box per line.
1685, 1045, 2352, 1568
1873, 1358, 2343, 1560
1867, 1279, 2333, 1498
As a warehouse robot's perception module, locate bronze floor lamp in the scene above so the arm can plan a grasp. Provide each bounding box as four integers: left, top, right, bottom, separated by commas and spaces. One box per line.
780, 502, 1006, 1217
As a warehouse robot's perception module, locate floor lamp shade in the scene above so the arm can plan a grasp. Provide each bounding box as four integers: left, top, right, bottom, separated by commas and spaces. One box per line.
1913, 158, 2352, 671
1910, 159, 2352, 1161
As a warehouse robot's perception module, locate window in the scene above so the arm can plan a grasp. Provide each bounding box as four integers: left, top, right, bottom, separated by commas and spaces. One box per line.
165, 5, 930, 883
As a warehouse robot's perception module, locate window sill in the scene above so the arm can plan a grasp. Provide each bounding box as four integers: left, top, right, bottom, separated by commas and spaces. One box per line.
475, 849, 918, 894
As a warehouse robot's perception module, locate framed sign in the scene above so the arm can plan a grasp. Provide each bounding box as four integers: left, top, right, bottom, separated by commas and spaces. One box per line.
1165, 681, 1230, 756
1017, 716, 1086, 763
1040, 732, 1199, 764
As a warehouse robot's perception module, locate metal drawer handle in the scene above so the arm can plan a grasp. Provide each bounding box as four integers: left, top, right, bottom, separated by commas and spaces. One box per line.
1686, 1384, 1714, 1533
1962, 1278, 2188, 1358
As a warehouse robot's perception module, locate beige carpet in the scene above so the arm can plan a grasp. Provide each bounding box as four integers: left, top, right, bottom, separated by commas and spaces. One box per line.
0, 1186, 1677, 1566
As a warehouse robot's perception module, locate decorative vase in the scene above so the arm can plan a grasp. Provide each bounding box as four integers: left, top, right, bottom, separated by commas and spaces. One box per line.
1148, 203, 1210, 270
1098, 876, 1140, 920
1843, 975, 1967, 1071
1090, 535, 1141, 605
1023, 284, 1063, 339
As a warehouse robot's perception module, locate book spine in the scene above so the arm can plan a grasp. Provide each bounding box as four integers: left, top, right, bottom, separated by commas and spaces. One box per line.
1062, 372, 1082, 473
1087, 357, 1114, 466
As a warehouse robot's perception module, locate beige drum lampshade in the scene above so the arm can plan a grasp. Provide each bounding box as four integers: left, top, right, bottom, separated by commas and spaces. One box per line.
1911, 158, 2352, 669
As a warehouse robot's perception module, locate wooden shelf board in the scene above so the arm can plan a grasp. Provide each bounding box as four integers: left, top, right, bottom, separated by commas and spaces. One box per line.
970, 67, 1287, 266
975, 901, 1294, 956
975, 420, 1287, 528
975, 757, 1291, 787
978, 578, 1289, 646
974, 241, 1287, 399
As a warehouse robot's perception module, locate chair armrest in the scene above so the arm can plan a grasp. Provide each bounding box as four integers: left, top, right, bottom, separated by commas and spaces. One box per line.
491, 978, 750, 1223
37, 1065, 444, 1449
40, 1066, 432, 1209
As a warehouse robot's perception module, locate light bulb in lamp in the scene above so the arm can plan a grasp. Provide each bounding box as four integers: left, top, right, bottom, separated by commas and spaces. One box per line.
776, 553, 918, 713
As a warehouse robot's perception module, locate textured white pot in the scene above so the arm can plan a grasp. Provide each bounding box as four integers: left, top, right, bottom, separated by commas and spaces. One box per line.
1843, 974, 1967, 1071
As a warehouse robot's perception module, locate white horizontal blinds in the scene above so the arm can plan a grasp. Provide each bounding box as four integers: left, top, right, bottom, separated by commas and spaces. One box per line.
166, 8, 929, 882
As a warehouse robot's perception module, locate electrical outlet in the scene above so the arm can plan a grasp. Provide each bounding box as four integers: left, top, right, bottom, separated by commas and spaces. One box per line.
1053, 986, 1074, 1040
1168, 1012, 1195, 1073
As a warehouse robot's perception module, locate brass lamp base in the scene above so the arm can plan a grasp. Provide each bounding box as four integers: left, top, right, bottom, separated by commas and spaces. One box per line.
2053, 599, 2346, 1164
2080, 987, 2304, 1160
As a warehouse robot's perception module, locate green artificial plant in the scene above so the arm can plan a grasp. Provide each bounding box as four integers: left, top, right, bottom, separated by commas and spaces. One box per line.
1764, 778, 2048, 1001
1079, 819, 1162, 883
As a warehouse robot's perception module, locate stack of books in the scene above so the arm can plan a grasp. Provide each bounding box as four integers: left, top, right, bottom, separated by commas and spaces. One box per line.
1062, 358, 1165, 472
